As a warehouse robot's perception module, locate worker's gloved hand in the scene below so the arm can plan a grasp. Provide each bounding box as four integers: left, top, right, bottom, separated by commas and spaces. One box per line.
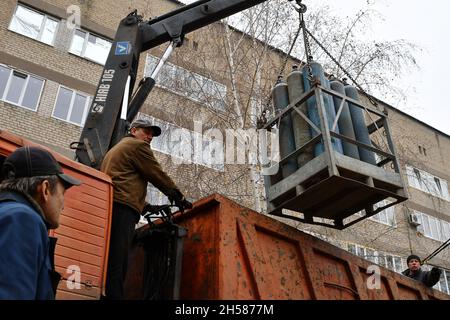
142, 202, 164, 215
431, 267, 442, 276
175, 198, 193, 211
181, 199, 193, 210
167, 189, 193, 211
167, 189, 185, 207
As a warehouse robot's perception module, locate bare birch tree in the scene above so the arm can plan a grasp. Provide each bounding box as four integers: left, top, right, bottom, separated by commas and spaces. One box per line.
144, 0, 422, 212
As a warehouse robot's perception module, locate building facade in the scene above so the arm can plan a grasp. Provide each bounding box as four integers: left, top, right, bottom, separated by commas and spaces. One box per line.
1, 0, 449, 295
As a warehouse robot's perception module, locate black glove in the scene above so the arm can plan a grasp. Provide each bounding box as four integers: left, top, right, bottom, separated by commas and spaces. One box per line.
166, 189, 184, 206
431, 267, 442, 276
166, 189, 192, 211
142, 203, 166, 215
181, 199, 193, 210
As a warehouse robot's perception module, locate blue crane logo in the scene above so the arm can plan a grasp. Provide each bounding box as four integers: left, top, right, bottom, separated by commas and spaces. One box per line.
115, 41, 131, 55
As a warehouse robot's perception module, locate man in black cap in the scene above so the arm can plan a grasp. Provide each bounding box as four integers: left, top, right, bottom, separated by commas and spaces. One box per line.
101, 118, 191, 299
402, 254, 442, 287
0, 146, 81, 299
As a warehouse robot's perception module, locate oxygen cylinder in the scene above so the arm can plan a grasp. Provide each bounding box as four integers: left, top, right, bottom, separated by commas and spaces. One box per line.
344, 85, 377, 165
302, 62, 343, 156
323, 76, 344, 153
287, 66, 313, 167
272, 76, 298, 179
330, 80, 360, 160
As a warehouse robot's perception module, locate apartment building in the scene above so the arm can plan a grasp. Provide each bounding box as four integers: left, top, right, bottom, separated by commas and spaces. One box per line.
0, 0, 449, 295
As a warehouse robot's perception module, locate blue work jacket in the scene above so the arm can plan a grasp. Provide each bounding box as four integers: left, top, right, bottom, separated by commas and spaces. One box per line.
0, 191, 54, 300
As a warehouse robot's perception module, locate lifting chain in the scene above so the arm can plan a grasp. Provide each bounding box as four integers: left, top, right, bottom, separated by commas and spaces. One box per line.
257, 0, 308, 128
305, 28, 379, 108
258, 0, 378, 128
295, 1, 314, 82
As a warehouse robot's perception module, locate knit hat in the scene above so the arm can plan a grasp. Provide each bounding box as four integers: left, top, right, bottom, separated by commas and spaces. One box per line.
407, 254, 421, 264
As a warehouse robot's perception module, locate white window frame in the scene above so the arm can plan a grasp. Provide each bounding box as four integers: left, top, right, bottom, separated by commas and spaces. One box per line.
442, 221, 450, 242
422, 266, 450, 295
347, 243, 405, 273
8, 4, 59, 46
145, 54, 227, 112
0, 65, 44, 111
137, 113, 225, 171
415, 210, 450, 242
406, 165, 450, 201
442, 269, 450, 295
370, 200, 396, 227
69, 29, 112, 65
52, 85, 91, 127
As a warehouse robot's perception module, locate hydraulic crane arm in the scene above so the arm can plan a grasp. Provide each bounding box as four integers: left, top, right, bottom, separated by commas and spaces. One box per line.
74, 0, 274, 168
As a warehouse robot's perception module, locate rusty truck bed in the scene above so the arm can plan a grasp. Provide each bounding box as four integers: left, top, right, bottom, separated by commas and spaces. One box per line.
127, 194, 449, 300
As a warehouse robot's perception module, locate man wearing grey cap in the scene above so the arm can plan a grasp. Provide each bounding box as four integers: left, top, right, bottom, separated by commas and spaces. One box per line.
0, 146, 82, 299
101, 118, 190, 299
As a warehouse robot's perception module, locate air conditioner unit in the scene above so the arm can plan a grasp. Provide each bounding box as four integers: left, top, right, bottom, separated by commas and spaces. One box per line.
409, 212, 421, 226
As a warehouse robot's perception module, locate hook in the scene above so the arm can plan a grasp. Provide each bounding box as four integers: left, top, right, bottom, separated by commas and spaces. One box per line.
289, 0, 307, 14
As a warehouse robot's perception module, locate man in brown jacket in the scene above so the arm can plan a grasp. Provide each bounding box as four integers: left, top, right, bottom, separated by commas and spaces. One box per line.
101, 118, 189, 299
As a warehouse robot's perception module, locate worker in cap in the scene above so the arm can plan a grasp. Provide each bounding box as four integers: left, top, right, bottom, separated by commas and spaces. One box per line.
0, 146, 81, 299
402, 254, 442, 287
101, 118, 191, 299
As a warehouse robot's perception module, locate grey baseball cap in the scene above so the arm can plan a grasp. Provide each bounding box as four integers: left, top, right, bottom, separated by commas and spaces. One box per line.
130, 119, 161, 137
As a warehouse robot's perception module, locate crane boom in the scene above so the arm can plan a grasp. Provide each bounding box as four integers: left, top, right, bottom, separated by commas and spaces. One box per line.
75, 0, 272, 168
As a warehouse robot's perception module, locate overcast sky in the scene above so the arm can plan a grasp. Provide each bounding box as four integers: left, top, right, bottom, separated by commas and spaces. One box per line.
181, 0, 450, 135
312, 0, 450, 135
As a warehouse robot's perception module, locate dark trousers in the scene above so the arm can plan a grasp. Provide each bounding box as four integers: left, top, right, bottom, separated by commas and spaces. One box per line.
104, 202, 140, 299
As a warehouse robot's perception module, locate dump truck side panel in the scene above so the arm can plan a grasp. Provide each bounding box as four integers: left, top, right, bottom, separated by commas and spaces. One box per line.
170, 194, 448, 300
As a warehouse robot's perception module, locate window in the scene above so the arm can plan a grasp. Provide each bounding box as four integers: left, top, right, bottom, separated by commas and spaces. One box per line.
145, 54, 227, 111
0, 65, 44, 111
413, 168, 421, 185
423, 266, 450, 295
406, 165, 450, 201
437, 270, 450, 294
52, 86, 91, 126
348, 243, 356, 255
365, 248, 377, 264
415, 210, 450, 242
9, 4, 58, 45
393, 256, 403, 272
371, 200, 396, 227
347, 243, 405, 273
69, 29, 112, 65
136, 113, 224, 171
442, 221, 450, 241
434, 177, 443, 195
443, 270, 450, 295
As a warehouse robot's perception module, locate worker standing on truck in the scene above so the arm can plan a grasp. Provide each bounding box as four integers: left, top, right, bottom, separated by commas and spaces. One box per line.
0, 146, 81, 299
101, 118, 191, 300
402, 254, 442, 288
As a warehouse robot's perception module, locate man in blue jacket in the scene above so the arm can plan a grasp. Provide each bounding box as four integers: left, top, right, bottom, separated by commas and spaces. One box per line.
0, 146, 81, 299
